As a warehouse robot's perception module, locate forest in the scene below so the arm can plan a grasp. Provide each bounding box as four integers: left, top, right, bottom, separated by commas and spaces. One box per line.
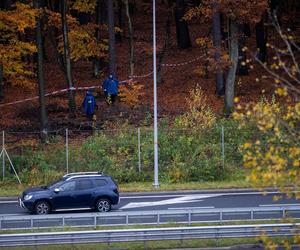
0, 0, 298, 133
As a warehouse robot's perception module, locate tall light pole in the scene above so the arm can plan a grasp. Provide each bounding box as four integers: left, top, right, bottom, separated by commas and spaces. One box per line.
153, 0, 159, 188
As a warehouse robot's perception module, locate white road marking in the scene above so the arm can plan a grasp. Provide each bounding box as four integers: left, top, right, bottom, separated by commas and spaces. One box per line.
120, 191, 292, 199
120, 194, 220, 209
259, 204, 300, 207
168, 206, 215, 210
0, 201, 18, 204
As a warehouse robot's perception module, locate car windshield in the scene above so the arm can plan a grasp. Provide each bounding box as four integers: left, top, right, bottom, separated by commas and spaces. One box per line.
48, 178, 65, 189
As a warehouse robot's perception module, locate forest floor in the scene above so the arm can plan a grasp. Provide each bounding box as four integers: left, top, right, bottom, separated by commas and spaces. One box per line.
0, 2, 297, 133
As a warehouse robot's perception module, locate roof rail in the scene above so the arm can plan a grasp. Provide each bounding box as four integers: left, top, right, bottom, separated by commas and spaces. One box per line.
63, 172, 102, 178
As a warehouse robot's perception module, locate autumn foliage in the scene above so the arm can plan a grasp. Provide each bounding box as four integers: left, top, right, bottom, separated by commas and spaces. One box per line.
0, 3, 38, 88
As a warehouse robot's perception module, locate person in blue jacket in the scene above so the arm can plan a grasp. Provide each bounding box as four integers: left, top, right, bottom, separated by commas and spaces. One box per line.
102, 74, 119, 105
82, 90, 96, 121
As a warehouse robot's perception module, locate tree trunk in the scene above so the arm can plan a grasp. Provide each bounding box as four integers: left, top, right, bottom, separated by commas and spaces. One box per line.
47, 0, 65, 73
0, 64, 3, 100
100, 0, 107, 24
255, 16, 267, 63
157, 4, 172, 84
93, 0, 101, 77
212, 7, 225, 96
115, 0, 123, 42
174, 0, 191, 49
107, 0, 116, 75
225, 19, 239, 116
237, 24, 249, 76
61, 0, 76, 116
34, 0, 48, 142
1, 0, 12, 9
125, 0, 134, 76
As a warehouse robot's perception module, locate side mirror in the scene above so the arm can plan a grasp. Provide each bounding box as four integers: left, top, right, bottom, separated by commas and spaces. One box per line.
54, 188, 60, 193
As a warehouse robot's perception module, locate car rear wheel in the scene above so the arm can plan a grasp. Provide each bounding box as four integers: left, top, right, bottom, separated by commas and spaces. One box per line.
34, 201, 50, 215
96, 198, 111, 212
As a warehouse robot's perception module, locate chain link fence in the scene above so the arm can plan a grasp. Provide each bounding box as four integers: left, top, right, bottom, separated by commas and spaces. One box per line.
0, 125, 259, 185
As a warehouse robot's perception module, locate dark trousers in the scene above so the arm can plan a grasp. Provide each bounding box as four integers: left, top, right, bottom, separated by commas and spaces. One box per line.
104, 92, 117, 105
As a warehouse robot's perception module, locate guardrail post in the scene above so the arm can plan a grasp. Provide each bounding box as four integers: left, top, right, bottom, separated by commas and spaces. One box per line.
2, 131, 5, 181
215, 227, 219, 247
94, 215, 97, 229
62, 217, 65, 229
220, 211, 223, 222
138, 127, 141, 173
251, 210, 254, 220
126, 214, 129, 225
0, 219, 2, 229
283, 208, 286, 218
65, 128, 69, 174
157, 213, 160, 225
180, 229, 183, 246
188, 210, 191, 225
30, 218, 33, 228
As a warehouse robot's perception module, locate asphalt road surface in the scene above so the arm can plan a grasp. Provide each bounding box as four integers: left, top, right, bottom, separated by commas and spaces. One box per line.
0, 189, 299, 215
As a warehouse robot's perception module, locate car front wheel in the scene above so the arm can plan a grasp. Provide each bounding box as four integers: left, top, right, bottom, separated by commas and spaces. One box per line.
34, 201, 51, 215
96, 198, 111, 212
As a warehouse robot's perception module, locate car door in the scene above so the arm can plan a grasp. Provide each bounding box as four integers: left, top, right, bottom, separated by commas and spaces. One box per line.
73, 179, 95, 208
52, 181, 77, 209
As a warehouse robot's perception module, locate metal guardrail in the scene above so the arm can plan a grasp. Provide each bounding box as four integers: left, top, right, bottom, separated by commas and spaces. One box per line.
0, 223, 299, 247
1, 206, 300, 230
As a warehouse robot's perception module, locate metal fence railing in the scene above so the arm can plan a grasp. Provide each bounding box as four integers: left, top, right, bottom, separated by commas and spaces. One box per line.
1, 206, 300, 230
2, 124, 297, 185
1, 223, 299, 247
1, 125, 263, 184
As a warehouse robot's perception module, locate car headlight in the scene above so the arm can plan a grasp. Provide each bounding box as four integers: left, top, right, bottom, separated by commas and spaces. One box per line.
24, 194, 33, 201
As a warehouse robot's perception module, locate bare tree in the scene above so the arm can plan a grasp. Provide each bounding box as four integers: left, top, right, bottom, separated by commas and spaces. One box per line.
34, 0, 48, 142
225, 19, 239, 115
107, 0, 116, 75
124, 0, 134, 76
61, 0, 76, 116
174, 0, 191, 49
212, 4, 225, 96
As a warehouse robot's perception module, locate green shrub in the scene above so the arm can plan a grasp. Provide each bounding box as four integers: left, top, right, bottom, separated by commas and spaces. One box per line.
3, 116, 259, 185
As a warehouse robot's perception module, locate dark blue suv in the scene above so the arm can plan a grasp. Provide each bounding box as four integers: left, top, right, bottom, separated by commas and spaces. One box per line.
19, 172, 119, 214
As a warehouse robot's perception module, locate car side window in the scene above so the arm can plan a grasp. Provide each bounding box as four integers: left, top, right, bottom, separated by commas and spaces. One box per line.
94, 179, 107, 187
76, 179, 94, 190
59, 181, 76, 192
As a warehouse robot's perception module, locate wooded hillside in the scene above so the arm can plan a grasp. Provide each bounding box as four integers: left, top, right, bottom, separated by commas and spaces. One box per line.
0, 0, 299, 138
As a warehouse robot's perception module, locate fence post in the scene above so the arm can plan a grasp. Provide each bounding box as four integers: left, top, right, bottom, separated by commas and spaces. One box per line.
138, 127, 141, 173
2, 131, 5, 181
66, 128, 69, 174
221, 126, 225, 169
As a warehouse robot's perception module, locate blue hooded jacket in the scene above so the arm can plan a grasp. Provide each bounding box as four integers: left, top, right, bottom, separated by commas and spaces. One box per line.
82, 91, 96, 116
103, 75, 119, 95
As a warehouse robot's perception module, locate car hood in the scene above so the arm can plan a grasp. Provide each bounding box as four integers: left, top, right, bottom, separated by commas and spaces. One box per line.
23, 186, 48, 195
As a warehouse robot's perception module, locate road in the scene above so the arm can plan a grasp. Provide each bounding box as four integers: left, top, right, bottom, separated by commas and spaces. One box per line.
0, 189, 299, 215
